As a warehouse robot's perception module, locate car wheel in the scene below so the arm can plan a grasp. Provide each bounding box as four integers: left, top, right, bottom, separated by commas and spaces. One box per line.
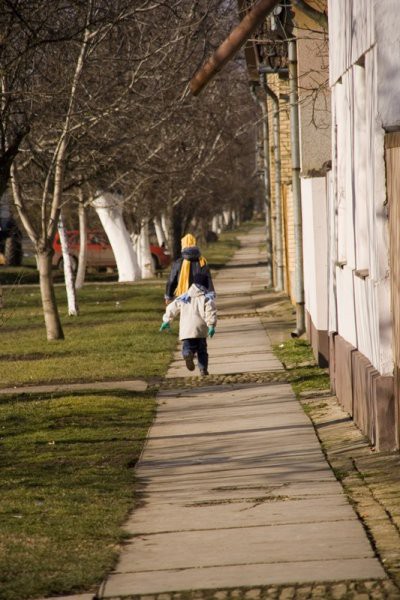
151, 254, 159, 272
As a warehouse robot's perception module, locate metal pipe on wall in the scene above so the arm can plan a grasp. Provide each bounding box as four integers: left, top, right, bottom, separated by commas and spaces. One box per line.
288, 37, 305, 337
259, 72, 284, 292
190, 0, 280, 96
250, 84, 273, 287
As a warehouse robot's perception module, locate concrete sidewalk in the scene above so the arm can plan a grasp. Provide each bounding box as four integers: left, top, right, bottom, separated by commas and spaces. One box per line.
99, 228, 387, 599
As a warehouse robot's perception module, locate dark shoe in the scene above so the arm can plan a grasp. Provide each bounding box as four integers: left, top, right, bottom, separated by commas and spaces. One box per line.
199, 368, 209, 376
184, 352, 195, 371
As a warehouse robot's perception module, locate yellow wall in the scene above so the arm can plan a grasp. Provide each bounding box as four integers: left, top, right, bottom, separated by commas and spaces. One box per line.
265, 74, 296, 304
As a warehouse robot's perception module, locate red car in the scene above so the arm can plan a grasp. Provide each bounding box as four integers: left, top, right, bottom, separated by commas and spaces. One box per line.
52, 230, 170, 271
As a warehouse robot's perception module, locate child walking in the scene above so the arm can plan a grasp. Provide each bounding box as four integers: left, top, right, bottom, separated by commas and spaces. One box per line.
160, 272, 217, 376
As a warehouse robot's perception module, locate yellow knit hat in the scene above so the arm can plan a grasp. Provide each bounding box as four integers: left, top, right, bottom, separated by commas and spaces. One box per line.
181, 233, 197, 249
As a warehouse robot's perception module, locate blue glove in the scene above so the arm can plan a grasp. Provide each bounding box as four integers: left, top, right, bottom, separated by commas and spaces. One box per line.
208, 326, 215, 338
159, 322, 170, 332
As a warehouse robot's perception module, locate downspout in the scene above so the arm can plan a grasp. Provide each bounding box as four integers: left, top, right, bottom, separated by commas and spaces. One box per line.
288, 37, 305, 337
250, 83, 273, 287
259, 71, 284, 292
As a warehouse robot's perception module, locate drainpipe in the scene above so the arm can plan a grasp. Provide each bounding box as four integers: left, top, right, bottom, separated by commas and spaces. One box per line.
190, 0, 281, 96
259, 71, 284, 292
288, 37, 305, 337
250, 83, 273, 288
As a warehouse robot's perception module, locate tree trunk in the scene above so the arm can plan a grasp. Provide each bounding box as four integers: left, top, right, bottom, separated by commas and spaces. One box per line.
223, 210, 231, 229
92, 191, 141, 281
211, 215, 219, 234
75, 193, 87, 290
169, 204, 183, 260
161, 214, 170, 246
140, 218, 154, 279
58, 215, 79, 316
154, 216, 167, 247
37, 248, 64, 340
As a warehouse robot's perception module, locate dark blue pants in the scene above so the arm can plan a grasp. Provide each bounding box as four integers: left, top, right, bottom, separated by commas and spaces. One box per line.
182, 338, 208, 371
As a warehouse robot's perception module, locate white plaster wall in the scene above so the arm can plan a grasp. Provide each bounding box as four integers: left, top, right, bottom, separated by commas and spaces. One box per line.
327, 170, 338, 334
375, 0, 400, 129
302, 182, 313, 323
328, 0, 374, 85
343, 70, 356, 270
328, 3, 393, 375
301, 177, 328, 332
353, 277, 374, 364
353, 62, 369, 270
334, 80, 347, 264
365, 47, 393, 374
336, 265, 357, 347
376, 278, 393, 375
297, 24, 331, 174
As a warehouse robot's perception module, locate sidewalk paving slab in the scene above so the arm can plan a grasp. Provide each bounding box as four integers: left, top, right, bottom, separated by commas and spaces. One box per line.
0, 379, 148, 396
37, 595, 94, 600
99, 227, 387, 598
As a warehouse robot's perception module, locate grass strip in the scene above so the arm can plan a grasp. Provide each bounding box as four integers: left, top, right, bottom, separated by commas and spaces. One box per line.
273, 338, 330, 396
0, 389, 156, 600
0, 224, 254, 599
0, 283, 177, 387
0, 224, 256, 389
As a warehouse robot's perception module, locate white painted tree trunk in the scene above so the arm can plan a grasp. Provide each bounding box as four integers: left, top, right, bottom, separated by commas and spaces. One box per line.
211, 215, 219, 233
130, 232, 141, 269
223, 209, 231, 228
140, 219, 154, 279
58, 215, 79, 316
232, 209, 237, 227
154, 216, 167, 247
75, 196, 87, 290
217, 214, 224, 232
161, 214, 169, 245
92, 191, 141, 282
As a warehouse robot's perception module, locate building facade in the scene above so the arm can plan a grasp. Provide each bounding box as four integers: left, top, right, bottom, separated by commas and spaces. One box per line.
323, 0, 400, 449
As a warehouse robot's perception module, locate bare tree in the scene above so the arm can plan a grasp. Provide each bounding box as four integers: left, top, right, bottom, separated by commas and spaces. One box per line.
1, 0, 261, 339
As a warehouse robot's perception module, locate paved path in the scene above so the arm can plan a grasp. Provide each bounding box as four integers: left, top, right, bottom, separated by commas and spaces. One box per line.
100, 228, 385, 598
0, 379, 147, 396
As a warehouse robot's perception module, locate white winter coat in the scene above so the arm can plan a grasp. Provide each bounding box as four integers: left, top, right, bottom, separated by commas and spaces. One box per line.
163, 284, 217, 340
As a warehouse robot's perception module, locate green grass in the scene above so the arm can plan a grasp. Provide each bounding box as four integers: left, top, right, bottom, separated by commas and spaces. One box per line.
0, 389, 156, 600
273, 339, 330, 396
0, 283, 177, 387
0, 224, 250, 599
0, 264, 119, 286
0, 223, 255, 388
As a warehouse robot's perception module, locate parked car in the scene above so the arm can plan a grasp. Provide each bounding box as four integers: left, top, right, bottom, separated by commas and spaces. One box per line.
52, 230, 170, 272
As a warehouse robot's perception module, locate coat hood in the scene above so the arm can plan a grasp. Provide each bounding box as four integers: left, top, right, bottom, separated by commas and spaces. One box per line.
187, 283, 206, 298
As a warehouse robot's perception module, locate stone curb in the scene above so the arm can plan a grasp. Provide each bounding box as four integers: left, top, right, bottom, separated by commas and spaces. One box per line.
99, 579, 400, 600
